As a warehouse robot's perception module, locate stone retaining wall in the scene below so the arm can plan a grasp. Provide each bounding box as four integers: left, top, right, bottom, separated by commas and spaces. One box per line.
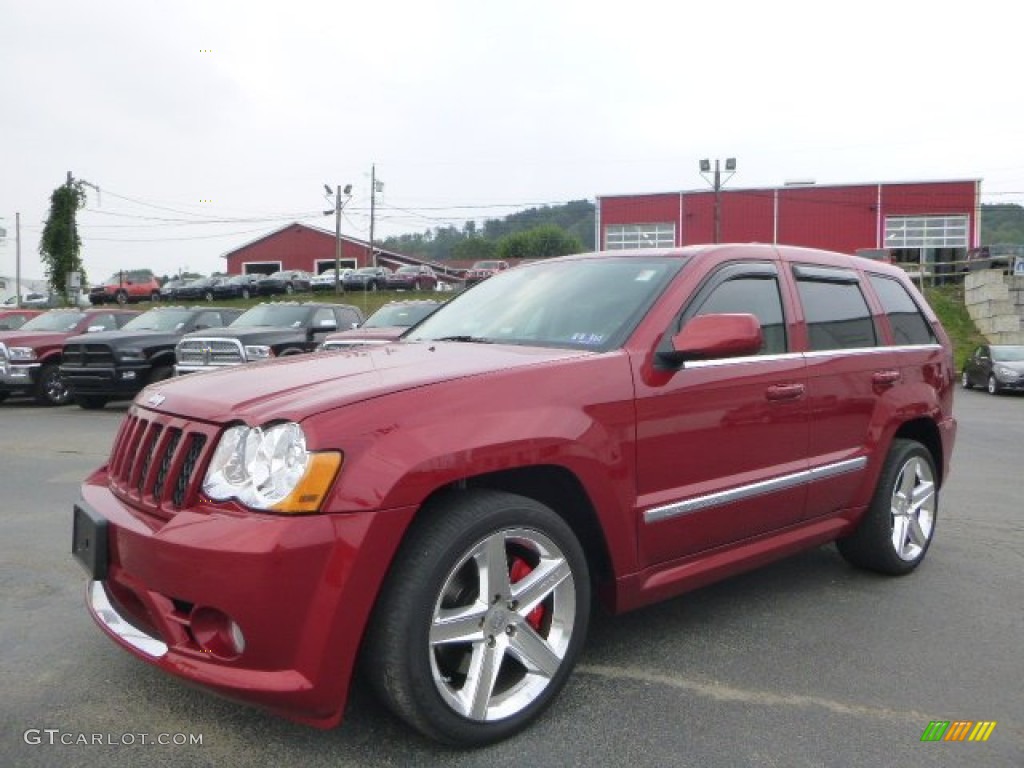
964, 271, 1024, 344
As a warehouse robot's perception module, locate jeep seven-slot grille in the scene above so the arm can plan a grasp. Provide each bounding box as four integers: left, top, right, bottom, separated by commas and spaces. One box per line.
63, 342, 115, 367
109, 410, 216, 519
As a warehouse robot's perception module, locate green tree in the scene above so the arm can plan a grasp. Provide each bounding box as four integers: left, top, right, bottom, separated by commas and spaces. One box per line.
452, 236, 497, 261
39, 179, 88, 298
497, 224, 583, 259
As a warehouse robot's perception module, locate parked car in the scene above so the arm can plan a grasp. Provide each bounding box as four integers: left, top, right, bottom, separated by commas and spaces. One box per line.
72, 244, 956, 746
311, 269, 355, 292
385, 264, 438, 291
320, 300, 442, 350
343, 266, 391, 291
0, 308, 139, 405
209, 273, 261, 300
60, 306, 244, 409
961, 343, 1024, 394
173, 277, 226, 302
174, 302, 364, 374
963, 244, 1024, 273
0, 308, 43, 330
89, 270, 162, 305
255, 270, 313, 296
463, 259, 509, 286
159, 278, 187, 301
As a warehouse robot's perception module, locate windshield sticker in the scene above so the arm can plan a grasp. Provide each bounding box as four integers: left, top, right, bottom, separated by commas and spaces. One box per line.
571, 333, 606, 345
635, 269, 656, 282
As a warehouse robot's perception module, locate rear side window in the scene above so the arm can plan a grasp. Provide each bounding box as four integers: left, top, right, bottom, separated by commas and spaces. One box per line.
868, 275, 937, 345
794, 267, 876, 351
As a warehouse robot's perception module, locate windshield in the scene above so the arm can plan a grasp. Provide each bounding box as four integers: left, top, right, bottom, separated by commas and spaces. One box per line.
364, 303, 440, 328
226, 275, 250, 284
408, 257, 681, 350
991, 345, 1024, 362
232, 305, 311, 328
122, 309, 194, 332
19, 312, 86, 332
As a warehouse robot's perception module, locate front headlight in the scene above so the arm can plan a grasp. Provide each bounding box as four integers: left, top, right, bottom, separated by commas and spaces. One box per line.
118, 348, 146, 361
202, 422, 341, 513
244, 345, 272, 360
7, 347, 37, 361
995, 365, 1019, 379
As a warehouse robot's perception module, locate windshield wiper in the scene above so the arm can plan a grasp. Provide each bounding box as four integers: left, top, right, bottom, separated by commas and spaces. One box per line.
435, 335, 493, 343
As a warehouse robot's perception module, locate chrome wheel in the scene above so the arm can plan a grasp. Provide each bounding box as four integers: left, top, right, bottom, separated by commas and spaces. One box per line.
988, 375, 1000, 395
889, 455, 936, 562
961, 371, 971, 389
429, 527, 576, 722
36, 364, 71, 405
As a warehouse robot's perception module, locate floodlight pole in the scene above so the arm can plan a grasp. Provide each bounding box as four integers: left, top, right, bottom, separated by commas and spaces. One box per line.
15, 212, 22, 308
369, 164, 377, 268
334, 185, 343, 294
699, 158, 737, 244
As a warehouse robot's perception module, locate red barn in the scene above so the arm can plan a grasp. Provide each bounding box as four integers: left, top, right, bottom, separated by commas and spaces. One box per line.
223, 222, 384, 276
597, 179, 980, 273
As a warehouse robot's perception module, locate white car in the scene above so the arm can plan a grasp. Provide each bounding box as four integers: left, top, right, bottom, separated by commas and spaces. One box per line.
311, 268, 354, 291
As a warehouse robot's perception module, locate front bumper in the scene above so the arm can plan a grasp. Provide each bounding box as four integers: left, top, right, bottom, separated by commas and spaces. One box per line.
62, 365, 148, 397
74, 476, 416, 727
0, 362, 40, 392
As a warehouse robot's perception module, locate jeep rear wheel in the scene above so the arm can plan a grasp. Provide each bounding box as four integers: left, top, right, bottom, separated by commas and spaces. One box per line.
34, 363, 72, 406
837, 439, 937, 575
364, 490, 590, 746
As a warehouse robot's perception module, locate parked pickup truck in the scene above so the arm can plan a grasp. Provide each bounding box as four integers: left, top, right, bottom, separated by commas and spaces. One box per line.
61, 306, 244, 409
0, 308, 139, 405
72, 245, 956, 745
174, 302, 364, 374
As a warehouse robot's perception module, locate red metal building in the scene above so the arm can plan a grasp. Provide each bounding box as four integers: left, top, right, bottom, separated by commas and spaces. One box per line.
222, 223, 376, 276
597, 179, 980, 271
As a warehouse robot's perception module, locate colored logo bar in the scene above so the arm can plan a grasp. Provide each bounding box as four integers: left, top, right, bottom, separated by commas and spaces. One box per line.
921, 721, 997, 742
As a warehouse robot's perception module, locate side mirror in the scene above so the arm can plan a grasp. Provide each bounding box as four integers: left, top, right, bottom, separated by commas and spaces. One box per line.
657, 313, 762, 368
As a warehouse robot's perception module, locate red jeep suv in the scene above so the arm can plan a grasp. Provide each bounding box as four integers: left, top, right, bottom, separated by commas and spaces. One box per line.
72, 244, 956, 746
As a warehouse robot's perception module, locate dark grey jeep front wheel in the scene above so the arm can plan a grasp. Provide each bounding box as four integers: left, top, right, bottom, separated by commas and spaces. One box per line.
363, 489, 590, 746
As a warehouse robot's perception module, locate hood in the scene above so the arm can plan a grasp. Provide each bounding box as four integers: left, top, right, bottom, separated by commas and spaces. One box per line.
179, 327, 305, 342
323, 327, 405, 343
141, 341, 589, 424
0, 330, 75, 348
995, 360, 1024, 373
64, 329, 183, 348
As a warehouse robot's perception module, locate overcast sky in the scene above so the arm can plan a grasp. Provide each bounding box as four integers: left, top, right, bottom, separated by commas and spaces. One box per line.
1, 0, 1020, 283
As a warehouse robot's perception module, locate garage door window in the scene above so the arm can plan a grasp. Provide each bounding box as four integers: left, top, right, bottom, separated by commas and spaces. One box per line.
605, 223, 675, 249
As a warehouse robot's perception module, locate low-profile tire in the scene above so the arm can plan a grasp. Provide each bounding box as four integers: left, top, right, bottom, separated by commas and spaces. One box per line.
115, 290, 128, 306
987, 375, 1001, 395
363, 489, 591, 747
961, 371, 972, 389
75, 395, 108, 410
34, 363, 72, 406
836, 439, 937, 575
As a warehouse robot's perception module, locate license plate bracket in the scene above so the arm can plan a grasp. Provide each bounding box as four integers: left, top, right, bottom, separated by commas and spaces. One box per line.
72, 502, 109, 580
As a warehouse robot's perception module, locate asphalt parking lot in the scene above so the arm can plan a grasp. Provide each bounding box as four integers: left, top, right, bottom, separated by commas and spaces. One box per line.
1, 390, 1021, 767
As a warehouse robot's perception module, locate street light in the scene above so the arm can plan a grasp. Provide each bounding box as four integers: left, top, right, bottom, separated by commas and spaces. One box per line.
323, 183, 353, 294
699, 158, 737, 243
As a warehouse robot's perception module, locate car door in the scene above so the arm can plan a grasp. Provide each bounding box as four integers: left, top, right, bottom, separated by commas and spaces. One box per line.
634, 261, 809, 566
787, 264, 887, 521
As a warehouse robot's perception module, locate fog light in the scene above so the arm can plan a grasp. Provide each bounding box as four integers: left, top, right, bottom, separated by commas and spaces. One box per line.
190, 606, 245, 658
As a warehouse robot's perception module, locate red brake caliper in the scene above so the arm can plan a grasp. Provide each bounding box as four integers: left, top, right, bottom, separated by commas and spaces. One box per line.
510, 557, 545, 631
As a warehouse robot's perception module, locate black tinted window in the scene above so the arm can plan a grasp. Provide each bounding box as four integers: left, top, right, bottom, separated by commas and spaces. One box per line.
796, 278, 876, 351
694, 276, 787, 354
868, 275, 936, 345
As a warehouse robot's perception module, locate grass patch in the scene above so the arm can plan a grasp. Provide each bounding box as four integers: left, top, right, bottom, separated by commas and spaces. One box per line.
923, 285, 987, 370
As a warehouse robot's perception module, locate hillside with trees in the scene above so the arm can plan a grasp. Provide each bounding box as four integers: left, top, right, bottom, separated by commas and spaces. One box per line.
380, 200, 595, 262
980, 203, 1024, 244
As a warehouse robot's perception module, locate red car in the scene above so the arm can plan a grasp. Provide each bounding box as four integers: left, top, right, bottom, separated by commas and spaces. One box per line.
73, 245, 956, 745
385, 265, 439, 291
463, 259, 509, 286
0, 308, 43, 331
0, 309, 140, 404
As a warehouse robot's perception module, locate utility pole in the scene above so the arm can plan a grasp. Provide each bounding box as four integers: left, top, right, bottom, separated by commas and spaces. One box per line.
368, 164, 377, 268
323, 183, 352, 294
699, 158, 737, 244
15, 212, 21, 308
